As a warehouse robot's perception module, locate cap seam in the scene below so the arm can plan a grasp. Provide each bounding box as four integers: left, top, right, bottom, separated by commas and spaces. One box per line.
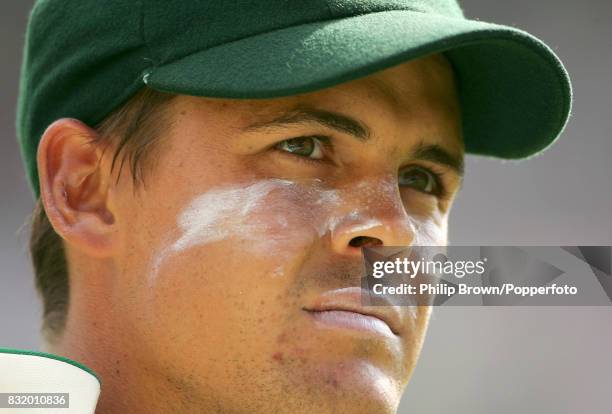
140, 0, 157, 69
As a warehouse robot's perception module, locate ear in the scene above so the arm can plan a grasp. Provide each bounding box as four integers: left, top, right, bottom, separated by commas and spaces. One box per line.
37, 118, 117, 258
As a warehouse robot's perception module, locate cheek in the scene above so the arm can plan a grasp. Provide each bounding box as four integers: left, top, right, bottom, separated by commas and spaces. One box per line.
119, 180, 343, 389
135, 179, 334, 333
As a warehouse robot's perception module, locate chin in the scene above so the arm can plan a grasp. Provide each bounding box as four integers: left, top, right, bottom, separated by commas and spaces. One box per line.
292, 358, 403, 414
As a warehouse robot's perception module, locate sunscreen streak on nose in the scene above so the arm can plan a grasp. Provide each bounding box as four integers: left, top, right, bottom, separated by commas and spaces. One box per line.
326, 211, 385, 239
149, 179, 295, 284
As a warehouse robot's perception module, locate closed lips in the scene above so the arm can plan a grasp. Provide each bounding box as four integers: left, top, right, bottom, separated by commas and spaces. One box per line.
306, 308, 398, 337
303, 287, 403, 336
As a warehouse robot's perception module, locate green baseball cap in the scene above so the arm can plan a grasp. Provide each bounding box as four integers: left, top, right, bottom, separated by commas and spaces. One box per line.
17, 0, 572, 199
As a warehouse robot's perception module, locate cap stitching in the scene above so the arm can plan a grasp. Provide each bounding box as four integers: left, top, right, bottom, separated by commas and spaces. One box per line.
140, 0, 157, 69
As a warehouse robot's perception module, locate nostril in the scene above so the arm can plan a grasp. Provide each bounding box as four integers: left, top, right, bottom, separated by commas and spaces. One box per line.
349, 236, 383, 248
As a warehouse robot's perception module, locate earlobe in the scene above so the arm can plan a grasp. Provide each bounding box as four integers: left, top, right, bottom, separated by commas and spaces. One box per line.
37, 118, 117, 258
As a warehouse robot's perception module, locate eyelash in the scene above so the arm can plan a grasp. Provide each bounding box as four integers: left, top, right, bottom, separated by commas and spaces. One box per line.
272, 136, 448, 197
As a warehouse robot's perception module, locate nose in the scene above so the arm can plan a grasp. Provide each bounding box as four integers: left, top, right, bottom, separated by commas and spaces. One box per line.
328, 183, 415, 257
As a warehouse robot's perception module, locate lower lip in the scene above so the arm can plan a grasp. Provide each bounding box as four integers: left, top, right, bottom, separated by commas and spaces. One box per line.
306, 310, 396, 337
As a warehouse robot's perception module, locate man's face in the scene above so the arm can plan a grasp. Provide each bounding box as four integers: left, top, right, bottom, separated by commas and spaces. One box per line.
110, 54, 463, 413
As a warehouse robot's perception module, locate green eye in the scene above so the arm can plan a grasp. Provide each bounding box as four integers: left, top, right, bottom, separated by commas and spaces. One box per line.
276, 136, 325, 160
399, 166, 439, 194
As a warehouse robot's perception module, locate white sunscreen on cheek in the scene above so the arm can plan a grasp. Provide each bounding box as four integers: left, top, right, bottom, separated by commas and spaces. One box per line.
172, 179, 295, 251
149, 178, 297, 284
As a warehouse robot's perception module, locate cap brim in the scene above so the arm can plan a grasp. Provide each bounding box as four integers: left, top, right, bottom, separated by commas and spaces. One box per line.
147, 10, 572, 159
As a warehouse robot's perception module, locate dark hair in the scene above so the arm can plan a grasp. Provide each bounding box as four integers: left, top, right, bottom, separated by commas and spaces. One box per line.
29, 87, 176, 344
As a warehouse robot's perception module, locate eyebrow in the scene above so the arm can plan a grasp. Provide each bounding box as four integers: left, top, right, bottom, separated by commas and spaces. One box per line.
411, 142, 464, 177
242, 106, 371, 141
242, 106, 463, 176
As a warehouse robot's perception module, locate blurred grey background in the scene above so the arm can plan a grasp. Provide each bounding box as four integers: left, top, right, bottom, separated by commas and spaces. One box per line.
1, 1, 610, 413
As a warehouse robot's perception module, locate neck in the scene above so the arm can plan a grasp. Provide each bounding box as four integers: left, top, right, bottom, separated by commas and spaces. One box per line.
43, 256, 177, 413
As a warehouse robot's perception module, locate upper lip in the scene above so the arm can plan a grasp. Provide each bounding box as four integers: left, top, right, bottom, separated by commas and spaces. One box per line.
303, 287, 404, 336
